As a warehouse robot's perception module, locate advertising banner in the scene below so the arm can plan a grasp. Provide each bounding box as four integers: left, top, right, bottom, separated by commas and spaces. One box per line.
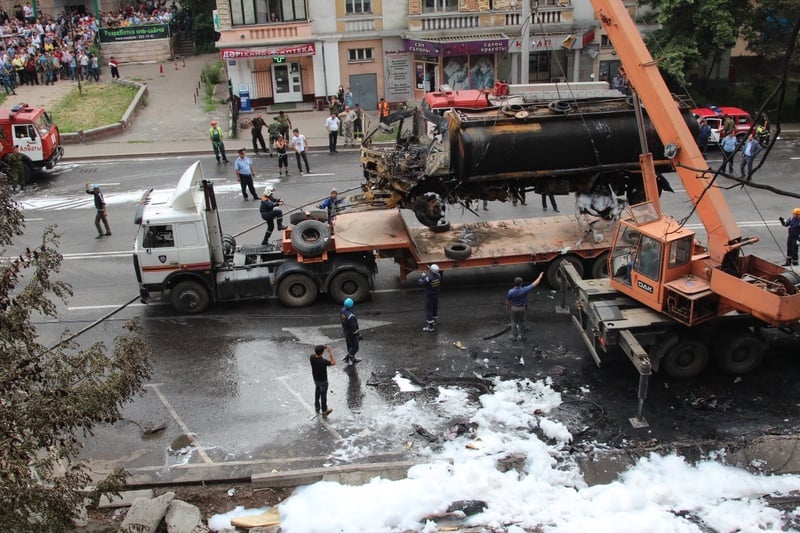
99, 24, 170, 43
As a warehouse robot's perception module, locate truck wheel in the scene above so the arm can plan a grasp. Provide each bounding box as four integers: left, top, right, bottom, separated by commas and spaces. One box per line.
291, 220, 330, 257
444, 242, 471, 260
430, 219, 451, 233
661, 338, 709, 379
289, 210, 328, 226
278, 273, 318, 307
329, 271, 370, 303
714, 331, 765, 374
546, 255, 584, 288
590, 252, 609, 279
170, 280, 210, 314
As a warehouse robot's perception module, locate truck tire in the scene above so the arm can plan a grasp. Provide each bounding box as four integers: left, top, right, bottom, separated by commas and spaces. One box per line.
546, 255, 584, 289
291, 220, 330, 257
289, 210, 328, 226
278, 273, 318, 307
590, 252, 609, 279
170, 280, 210, 314
660, 337, 709, 379
430, 219, 451, 233
444, 242, 472, 261
329, 270, 370, 303
714, 331, 765, 374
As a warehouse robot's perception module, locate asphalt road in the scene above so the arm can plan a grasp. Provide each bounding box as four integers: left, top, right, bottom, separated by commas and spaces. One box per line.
13, 142, 800, 484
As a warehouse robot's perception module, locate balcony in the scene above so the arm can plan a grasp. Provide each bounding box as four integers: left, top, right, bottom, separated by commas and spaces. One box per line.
216, 21, 314, 48
408, 6, 572, 33
341, 15, 379, 33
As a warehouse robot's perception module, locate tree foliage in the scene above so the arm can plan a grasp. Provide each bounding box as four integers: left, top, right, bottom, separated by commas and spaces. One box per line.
638, 0, 751, 87
741, 0, 800, 71
0, 175, 152, 530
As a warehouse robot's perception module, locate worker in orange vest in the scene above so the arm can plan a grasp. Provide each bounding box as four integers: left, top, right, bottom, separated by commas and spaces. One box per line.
378, 97, 390, 121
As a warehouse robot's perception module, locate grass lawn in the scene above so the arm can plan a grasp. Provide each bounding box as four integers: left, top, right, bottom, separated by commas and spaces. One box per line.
50, 83, 139, 133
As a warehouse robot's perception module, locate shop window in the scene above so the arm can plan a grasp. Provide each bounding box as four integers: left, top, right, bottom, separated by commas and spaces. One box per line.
345, 0, 371, 14
349, 48, 374, 62
229, 0, 307, 25
423, 0, 458, 13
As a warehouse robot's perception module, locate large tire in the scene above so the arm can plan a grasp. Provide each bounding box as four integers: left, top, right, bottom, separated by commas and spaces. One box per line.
546, 255, 584, 289
289, 210, 328, 226
170, 280, 210, 314
714, 330, 765, 374
278, 273, 318, 307
444, 242, 472, 260
430, 219, 451, 233
291, 220, 330, 257
661, 338, 709, 379
590, 252, 609, 279
329, 270, 370, 303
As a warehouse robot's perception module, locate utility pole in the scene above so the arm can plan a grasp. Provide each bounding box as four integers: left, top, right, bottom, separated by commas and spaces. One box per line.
520, 0, 531, 84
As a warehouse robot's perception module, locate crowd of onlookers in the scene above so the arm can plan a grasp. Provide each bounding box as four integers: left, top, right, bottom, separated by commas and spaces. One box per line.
0, 2, 191, 93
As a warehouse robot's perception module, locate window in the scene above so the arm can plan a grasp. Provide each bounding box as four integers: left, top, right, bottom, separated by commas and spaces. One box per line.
423, 0, 458, 13
349, 48, 374, 61
229, 0, 307, 26
143, 225, 175, 248
345, 0, 371, 14
634, 236, 662, 281
668, 237, 692, 268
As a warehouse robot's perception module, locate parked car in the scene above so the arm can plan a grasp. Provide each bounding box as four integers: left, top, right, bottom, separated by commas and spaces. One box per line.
691, 105, 754, 147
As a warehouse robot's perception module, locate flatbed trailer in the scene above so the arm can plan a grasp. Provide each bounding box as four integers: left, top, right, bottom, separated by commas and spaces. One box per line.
284, 209, 614, 291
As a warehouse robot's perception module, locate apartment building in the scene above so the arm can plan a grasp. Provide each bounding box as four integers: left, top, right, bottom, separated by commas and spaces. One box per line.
214, 0, 640, 110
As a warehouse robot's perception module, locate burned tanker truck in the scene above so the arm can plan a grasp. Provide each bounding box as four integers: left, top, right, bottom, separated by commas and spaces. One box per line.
358, 93, 698, 229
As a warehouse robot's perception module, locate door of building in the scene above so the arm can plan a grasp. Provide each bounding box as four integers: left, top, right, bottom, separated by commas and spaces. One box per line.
272, 62, 302, 103
349, 73, 377, 110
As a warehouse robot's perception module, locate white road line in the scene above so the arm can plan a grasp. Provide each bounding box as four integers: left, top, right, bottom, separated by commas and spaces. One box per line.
276, 375, 342, 440
68, 303, 148, 310
145, 383, 214, 464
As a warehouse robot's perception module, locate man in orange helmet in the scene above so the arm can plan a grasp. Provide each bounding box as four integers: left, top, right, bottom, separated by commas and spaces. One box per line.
779, 208, 800, 266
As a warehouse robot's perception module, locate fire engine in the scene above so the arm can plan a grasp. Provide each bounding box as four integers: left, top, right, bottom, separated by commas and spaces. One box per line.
0, 103, 63, 181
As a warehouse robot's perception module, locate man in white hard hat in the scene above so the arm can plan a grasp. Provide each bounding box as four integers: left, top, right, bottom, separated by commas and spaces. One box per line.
259, 186, 287, 244
419, 264, 442, 332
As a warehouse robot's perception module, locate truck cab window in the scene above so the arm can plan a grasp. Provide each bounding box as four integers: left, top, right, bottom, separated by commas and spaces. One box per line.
634, 236, 661, 280
668, 236, 692, 268
143, 225, 175, 248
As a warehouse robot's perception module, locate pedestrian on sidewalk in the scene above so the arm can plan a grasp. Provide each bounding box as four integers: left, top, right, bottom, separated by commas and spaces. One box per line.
339, 105, 356, 147
259, 186, 287, 244
85, 182, 111, 238
419, 264, 441, 332
209, 120, 229, 164
234, 148, 257, 200
291, 128, 311, 174
275, 135, 289, 176
720, 129, 737, 174
541, 193, 558, 212
779, 208, 800, 266
250, 112, 269, 156
505, 273, 544, 341
378, 97, 390, 122
344, 87, 354, 109
353, 104, 364, 141
325, 111, 340, 154
109, 56, 120, 79
277, 110, 292, 140
310, 344, 336, 417
340, 298, 362, 364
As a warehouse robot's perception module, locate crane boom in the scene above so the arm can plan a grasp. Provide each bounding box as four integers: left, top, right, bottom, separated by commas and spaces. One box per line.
592, 0, 742, 262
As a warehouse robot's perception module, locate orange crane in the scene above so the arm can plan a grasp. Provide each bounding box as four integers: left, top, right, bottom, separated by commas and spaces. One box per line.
565, 0, 800, 425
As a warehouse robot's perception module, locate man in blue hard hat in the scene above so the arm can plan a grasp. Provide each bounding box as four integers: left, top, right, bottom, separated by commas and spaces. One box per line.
340, 297, 362, 364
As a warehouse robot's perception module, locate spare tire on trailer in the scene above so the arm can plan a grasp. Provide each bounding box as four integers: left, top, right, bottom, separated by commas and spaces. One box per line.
289, 210, 328, 226
430, 219, 451, 233
291, 220, 330, 257
444, 242, 472, 260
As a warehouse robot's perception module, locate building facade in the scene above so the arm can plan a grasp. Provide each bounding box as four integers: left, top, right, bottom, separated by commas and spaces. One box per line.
214, 0, 644, 110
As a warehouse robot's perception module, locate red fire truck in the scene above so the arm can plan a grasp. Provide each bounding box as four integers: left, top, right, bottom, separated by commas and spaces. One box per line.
0, 103, 63, 181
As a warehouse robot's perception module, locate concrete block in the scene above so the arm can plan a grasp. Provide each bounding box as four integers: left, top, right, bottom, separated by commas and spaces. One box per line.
251, 461, 418, 488
99, 489, 155, 508
165, 499, 203, 533
120, 491, 175, 533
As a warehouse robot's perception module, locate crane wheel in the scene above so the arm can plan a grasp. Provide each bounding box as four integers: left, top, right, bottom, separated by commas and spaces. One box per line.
714, 331, 765, 374
170, 280, 210, 314
278, 273, 318, 307
444, 242, 472, 260
290, 220, 330, 257
660, 337, 709, 379
545, 255, 584, 288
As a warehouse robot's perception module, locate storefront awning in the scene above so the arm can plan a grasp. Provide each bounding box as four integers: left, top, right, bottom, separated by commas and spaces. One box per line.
404, 35, 509, 57
220, 43, 316, 60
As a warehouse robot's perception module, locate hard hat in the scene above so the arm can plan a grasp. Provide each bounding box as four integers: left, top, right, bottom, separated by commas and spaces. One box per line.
89, 184, 98, 190
794, 208, 800, 215
331, 188, 337, 193
430, 264, 440, 273
343, 298, 354, 308
264, 186, 274, 196
211, 120, 217, 125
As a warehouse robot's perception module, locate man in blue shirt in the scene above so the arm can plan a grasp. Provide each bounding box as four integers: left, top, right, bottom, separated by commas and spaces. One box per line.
234, 148, 257, 200
340, 298, 362, 364
505, 272, 544, 341
318, 188, 344, 224
720, 130, 738, 174
420, 264, 442, 332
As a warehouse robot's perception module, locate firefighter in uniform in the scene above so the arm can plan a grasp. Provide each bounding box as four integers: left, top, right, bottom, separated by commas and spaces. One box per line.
419, 264, 442, 331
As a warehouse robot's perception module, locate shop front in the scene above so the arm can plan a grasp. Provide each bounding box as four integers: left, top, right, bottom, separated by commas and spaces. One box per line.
221, 44, 317, 106
404, 36, 510, 100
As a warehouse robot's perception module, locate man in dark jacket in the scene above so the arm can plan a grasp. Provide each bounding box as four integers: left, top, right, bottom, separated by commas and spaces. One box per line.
779, 208, 800, 266
340, 298, 361, 364
310, 344, 336, 416
250, 112, 269, 156
259, 186, 287, 244
85, 182, 111, 238
419, 264, 442, 332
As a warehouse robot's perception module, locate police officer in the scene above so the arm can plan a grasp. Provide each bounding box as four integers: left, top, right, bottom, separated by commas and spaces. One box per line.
259, 186, 287, 244
779, 208, 800, 266
340, 298, 362, 364
419, 264, 442, 332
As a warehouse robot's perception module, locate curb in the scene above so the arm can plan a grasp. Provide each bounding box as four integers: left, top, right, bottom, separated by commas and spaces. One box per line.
61, 79, 149, 145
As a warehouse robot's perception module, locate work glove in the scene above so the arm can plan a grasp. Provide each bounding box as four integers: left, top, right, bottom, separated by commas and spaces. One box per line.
780, 217, 785, 224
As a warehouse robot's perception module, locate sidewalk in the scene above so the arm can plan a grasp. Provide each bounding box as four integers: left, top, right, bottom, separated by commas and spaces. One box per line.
4, 53, 358, 161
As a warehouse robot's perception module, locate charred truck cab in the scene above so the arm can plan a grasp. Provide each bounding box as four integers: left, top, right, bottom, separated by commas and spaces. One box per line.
0, 103, 63, 181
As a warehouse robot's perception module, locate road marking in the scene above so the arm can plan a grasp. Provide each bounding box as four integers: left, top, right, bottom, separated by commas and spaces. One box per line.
283, 320, 391, 346
276, 376, 342, 440
68, 303, 148, 310
145, 383, 214, 464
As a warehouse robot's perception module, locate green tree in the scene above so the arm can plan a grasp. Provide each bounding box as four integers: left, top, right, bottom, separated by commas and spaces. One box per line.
0, 175, 152, 530
638, 0, 751, 88
182, 0, 218, 53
